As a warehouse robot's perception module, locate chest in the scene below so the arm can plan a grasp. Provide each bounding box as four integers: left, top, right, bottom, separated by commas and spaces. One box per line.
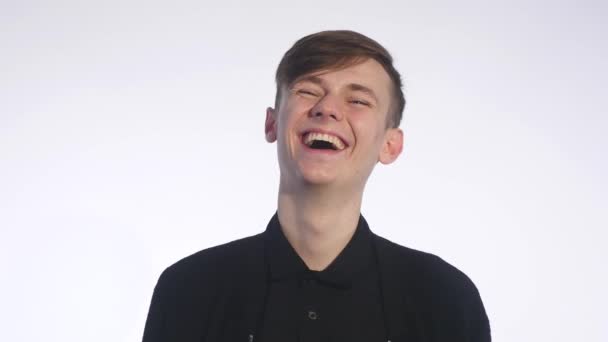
259, 277, 387, 342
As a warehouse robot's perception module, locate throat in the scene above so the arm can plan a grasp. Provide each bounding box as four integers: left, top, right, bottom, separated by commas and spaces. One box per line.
276, 202, 363, 271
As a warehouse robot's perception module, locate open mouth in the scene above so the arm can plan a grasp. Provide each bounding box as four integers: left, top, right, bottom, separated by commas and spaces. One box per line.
301, 131, 347, 151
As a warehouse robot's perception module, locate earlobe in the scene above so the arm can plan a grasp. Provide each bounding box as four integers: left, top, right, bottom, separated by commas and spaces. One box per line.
265, 107, 277, 143
379, 128, 404, 165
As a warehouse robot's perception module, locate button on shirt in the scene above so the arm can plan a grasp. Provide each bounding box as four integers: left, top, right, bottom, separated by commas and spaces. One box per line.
259, 214, 388, 342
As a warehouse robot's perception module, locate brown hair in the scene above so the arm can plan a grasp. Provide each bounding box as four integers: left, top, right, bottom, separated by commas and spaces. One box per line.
274, 30, 405, 128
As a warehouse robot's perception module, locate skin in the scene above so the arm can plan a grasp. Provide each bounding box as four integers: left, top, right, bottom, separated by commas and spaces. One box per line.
264, 58, 404, 271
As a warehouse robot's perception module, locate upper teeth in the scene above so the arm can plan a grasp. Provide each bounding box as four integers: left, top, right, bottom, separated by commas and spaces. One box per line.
303, 132, 345, 150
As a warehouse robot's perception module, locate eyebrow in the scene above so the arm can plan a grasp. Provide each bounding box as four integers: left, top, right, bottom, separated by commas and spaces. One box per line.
293, 75, 379, 103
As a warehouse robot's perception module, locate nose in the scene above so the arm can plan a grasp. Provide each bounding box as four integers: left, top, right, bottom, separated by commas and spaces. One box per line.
309, 94, 343, 121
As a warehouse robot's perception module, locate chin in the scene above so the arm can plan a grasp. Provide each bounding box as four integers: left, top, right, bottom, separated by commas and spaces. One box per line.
295, 162, 339, 184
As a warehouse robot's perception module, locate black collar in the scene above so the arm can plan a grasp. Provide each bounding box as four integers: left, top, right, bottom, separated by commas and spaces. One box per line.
245, 212, 405, 341
263, 212, 375, 290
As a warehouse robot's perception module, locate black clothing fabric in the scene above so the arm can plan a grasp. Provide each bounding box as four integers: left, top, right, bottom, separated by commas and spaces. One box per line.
262, 212, 386, 342
142, 213, 491, 342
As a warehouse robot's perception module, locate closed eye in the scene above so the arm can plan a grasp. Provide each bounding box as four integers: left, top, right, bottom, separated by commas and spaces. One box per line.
349, 99, 371, 107
296, 89, 319, 97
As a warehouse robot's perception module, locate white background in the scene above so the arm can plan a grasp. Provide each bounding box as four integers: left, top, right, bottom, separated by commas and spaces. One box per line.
1, 0, 606, 341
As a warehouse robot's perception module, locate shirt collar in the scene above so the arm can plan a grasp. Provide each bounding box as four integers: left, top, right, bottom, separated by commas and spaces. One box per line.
263, 211, 375, 290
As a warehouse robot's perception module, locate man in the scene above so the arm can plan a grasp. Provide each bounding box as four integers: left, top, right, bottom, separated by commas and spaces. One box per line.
142, 30, 491, 342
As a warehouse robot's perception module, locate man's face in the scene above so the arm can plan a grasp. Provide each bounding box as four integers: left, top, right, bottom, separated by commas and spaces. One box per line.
265, 58, 403, 191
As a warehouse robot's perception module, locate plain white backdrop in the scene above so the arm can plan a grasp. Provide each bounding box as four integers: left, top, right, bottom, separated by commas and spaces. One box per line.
1, 0, 606, 341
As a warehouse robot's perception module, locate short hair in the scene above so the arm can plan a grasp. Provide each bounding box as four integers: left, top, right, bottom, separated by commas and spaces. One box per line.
274, 30, 405, 128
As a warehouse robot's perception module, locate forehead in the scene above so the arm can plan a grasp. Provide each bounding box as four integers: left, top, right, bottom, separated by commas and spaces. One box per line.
292, 59, 392, 99
295, 59, 390, 86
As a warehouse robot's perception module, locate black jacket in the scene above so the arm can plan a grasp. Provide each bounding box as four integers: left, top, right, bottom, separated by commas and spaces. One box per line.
143, 216, 491, 342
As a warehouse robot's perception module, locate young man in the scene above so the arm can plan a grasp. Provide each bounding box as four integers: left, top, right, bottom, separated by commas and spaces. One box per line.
142, 30, 491, 342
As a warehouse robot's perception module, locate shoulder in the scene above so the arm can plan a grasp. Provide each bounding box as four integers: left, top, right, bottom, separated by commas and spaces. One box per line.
376, 235, 491, 342
143, 233, 267, 340
375, 235, 480, 287
373, 234, 487, 316
154, 232, 265, 297
374, 234, 491, 340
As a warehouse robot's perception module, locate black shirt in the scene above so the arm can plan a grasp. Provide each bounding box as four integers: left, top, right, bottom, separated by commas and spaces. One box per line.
142, 212, 491, 342
261, 213, 387, 342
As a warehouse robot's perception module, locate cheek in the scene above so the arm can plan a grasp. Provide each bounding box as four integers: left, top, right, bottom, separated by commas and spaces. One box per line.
276, 107, 301, 147
279, 99, 313, 133
350, 111, 385, 140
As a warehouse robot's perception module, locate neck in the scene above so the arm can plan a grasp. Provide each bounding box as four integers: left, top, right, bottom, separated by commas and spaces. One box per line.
276, 181, 363, 271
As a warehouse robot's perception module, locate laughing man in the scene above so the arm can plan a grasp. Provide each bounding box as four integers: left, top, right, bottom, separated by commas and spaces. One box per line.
143, 30, 491, 342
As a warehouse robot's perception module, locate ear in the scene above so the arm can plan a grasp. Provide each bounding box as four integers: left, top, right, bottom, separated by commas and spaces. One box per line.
378, 128, 404, 164
265, 107, 277, 143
